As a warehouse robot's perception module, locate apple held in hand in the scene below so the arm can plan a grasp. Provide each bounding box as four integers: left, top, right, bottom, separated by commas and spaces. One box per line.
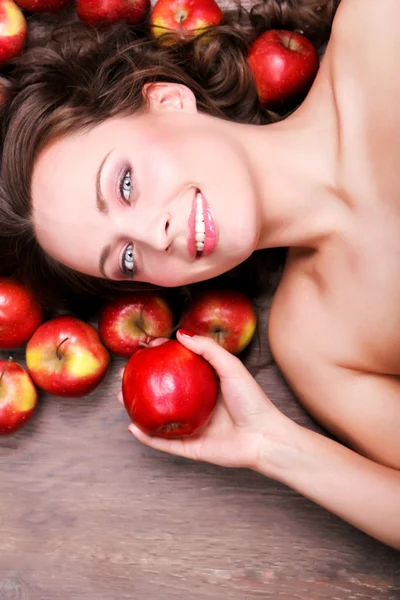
26, 316, 110, 397
0, 0, 27, 65
180, 289, 256, 354
0, 279, 43, 349
122, 340, 218, 438
150, 0, 223, 45
15, 0, 71, 12
248, 30, 319, 108
76, 0, 150, 25
0, 359, 38, 435
98, 292, 174, 357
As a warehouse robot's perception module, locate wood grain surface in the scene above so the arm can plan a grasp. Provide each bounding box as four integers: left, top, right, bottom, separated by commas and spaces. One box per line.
1, 289, 399, 600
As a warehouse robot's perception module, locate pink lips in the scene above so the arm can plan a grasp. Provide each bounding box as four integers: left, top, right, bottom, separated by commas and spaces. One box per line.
187, 191, 218, 260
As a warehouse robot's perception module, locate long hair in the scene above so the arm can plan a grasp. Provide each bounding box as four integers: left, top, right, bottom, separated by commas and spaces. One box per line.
0, 1, 339, 312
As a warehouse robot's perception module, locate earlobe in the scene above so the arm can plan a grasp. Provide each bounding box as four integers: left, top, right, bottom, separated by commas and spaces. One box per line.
143, 82, 197, 113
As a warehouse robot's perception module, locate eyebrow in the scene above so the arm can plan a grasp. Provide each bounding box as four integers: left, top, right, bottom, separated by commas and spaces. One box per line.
96, 150, 112, 215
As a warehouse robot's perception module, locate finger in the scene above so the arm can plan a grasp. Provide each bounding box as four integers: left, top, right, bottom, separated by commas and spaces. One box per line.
119, 368, 124, 379
176, 329, 246, 380
128, 424, 201, 461
118, 391, 123, 405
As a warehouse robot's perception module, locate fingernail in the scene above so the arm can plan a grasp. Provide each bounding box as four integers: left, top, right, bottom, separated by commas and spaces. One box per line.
177, 329, 194, 338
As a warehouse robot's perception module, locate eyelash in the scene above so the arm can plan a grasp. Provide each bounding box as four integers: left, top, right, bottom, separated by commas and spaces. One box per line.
118, 165, 133, 204
120, 242, 137, 279
118, 165, 137, 278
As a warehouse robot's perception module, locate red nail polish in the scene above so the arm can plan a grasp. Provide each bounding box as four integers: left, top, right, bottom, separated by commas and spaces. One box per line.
178, 329, 193, 338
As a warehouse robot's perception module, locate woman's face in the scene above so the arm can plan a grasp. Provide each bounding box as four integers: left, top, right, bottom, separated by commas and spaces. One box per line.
31, 83, 261, 287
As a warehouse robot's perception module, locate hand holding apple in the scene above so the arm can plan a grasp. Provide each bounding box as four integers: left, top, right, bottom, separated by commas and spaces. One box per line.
26, 316, 110, 397
150, 0, 223, 46
0, 0, 27, 65
248, 30, 319, 108
122, 339, 219, 438
76, 0, 150, 25
0, 279, 43, 349
0, 359, 38, 435
180, 289, 256, 354
128, 331, 286, 470
98, 292, 174, 357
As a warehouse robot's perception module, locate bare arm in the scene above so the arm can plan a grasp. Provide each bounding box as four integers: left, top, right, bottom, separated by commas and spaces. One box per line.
257, 420, 400, 550
126, 334, 400, 549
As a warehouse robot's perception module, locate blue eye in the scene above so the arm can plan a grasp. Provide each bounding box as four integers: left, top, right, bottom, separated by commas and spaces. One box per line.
121, 243, 136, 278
119, 168, 132, 203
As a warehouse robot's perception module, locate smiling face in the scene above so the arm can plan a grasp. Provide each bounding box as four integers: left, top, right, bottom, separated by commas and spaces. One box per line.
31, 83, 261, 288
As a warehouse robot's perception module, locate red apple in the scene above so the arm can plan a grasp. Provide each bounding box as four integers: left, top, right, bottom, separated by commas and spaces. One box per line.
123, 339, 218, 438
0, 0, 27, 65
0, 279, 43, 349
180, 289, 256, 355
0, 359, 38, 435
76, 0, 150, 25
98, 291, 174, 357
150, 0, 223, 45
248, 30, 319, 108
26, 316, 110, 397
15, 0, 71, 12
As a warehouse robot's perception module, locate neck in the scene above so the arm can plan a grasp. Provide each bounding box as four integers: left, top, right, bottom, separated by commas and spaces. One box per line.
228, 100, 340, 251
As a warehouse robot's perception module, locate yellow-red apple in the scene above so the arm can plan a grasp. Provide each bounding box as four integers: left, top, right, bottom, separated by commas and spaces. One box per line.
98, 292, 174, 357
0, 0, 27, 65
26, 316, 110, 397
0, 359, 38, 435
150, 0, 223, 45
180, 289, 256, 354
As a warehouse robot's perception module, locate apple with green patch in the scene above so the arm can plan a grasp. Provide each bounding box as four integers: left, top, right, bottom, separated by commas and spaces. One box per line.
98, 292, 174, 357
180, 289, 257, 354
0, 358, 38, 435
26, 316, 110, 397
150, 0, 223, 45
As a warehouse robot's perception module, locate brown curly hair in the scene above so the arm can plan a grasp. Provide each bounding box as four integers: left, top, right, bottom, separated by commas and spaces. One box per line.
0, 1, 339, 312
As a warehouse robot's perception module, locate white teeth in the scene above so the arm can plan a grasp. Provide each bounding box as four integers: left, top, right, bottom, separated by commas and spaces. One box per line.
195, 192, 205, 253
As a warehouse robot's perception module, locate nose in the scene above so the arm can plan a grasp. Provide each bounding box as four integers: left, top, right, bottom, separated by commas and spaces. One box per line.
113, 210, 171, 252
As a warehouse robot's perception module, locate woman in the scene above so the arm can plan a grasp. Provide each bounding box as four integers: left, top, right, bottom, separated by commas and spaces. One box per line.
0, 0, 399, 548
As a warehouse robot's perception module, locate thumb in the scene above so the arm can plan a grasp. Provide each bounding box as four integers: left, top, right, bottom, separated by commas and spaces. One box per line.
176, 329, 247, 380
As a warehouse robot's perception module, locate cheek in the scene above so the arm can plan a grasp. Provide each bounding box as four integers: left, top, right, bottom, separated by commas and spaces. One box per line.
141, 256, 188, 287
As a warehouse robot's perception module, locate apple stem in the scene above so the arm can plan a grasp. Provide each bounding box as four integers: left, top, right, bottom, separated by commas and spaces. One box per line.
56, 337, 69, 360
0, 357, 13, 384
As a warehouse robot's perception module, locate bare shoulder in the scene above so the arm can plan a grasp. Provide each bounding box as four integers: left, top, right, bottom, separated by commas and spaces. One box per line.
268, 276, 400, 471
322, 0, 400, 204
331, 0, 400, 54
329, 0, 400, 103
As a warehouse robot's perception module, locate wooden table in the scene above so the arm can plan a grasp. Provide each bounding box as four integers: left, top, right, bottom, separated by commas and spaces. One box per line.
1, 290, 399, 600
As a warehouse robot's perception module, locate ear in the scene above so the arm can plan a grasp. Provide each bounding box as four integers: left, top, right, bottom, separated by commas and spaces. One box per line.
142, 82, 197, 114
